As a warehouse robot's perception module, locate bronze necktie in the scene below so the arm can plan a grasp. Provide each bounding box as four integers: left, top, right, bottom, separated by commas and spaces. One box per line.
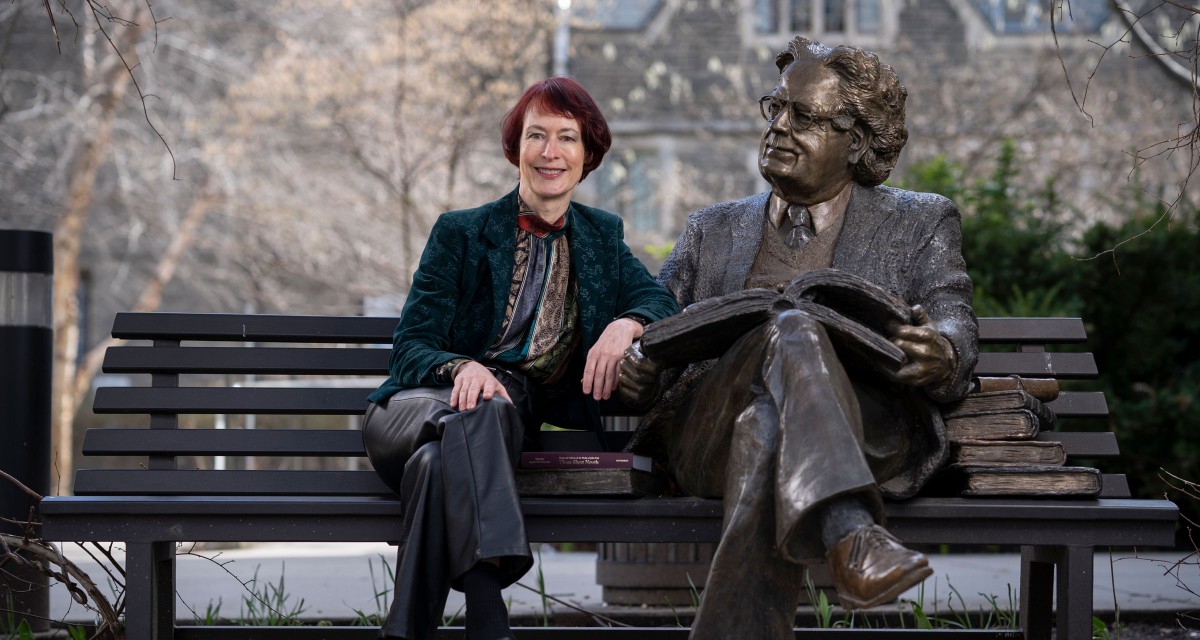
783, 205, 814, 249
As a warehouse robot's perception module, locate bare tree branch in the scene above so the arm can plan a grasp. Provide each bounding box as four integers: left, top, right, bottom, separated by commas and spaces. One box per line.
0, 470, 44, 502
1114, 0, 1200, 90
82, 1, 177, 179
1, 533, 122, 639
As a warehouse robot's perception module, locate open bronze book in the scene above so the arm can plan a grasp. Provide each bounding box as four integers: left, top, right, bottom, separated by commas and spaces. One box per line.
641, 268, 911, 374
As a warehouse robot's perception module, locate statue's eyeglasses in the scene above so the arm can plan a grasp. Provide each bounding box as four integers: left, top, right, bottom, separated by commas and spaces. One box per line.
758, 95, 849, 132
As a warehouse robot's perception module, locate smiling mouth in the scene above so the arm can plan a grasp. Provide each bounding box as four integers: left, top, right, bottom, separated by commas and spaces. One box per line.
536, 168, 566, 177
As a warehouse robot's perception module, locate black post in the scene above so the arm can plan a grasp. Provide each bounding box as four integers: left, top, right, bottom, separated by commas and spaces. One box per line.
0, 229, 53, 631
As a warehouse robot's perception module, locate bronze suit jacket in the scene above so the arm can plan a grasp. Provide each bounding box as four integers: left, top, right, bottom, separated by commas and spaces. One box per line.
636, 184, 979, 498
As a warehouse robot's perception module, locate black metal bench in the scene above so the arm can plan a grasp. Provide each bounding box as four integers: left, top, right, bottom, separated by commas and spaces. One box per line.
39, 312, 1179, 640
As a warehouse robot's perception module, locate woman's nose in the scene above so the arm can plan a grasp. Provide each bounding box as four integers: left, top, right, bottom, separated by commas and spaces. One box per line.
541, 139, 560, 159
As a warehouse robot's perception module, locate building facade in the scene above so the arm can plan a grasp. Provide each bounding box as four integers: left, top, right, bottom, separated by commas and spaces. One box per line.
565, 0, 1195, 264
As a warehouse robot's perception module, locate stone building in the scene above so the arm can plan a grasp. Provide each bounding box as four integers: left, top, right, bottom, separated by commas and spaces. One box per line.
564, 0, 1197, 259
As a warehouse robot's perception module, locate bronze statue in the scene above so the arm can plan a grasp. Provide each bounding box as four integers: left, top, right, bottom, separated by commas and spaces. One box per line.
619, 37, 979, 637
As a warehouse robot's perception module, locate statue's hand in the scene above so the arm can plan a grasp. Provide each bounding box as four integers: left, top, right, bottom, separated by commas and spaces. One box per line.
886, 305, 956, 389
617, 341, 663, 412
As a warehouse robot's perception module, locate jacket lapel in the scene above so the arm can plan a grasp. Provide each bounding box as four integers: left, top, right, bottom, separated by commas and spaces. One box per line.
566, 203, 604, 348
484, 189, 519, 344
722, 192, 771, 294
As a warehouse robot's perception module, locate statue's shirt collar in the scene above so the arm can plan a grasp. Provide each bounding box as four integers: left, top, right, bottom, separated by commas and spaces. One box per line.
766, 182, 854, 235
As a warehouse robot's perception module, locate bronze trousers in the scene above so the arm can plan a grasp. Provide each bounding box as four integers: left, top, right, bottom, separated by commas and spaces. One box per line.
663, 310, 892, 640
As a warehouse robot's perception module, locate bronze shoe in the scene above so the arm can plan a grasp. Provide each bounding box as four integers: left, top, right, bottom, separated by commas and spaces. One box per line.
826, 524, 933, 610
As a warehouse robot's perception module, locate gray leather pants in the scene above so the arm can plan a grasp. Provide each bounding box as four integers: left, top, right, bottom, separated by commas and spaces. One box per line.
362, 369, 540, 640
663, 310, 892, 639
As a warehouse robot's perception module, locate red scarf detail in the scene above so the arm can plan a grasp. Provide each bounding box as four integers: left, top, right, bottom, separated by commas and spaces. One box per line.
517, 212, 566, 238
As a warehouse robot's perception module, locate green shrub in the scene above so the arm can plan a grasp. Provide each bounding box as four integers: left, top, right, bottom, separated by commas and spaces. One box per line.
1074, 201, 1200, 513
900, 142, 1200, 529
897, 139, 1081, 318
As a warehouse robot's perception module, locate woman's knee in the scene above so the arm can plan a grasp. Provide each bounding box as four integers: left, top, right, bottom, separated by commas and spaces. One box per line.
363, 393, 452, 465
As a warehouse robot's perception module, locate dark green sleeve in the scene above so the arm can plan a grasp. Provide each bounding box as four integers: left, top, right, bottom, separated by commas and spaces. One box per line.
384, 215, 476, 389
612, 218, 680, 323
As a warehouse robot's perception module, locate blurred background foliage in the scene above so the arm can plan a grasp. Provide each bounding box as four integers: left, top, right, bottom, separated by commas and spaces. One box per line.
897, 140, 1200, 528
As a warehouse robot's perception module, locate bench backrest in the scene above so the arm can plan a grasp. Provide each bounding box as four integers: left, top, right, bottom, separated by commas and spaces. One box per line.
76, 313, 1120, 498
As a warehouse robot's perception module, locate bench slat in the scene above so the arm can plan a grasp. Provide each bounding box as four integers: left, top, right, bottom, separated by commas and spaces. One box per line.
1043, 391, 1107, 417
973, 352, 1097, 378
103, 348, 1096, 379
93, 387, 375, 415
74, 469, 393, 496
111, 312, 396, 344
976, 317, 1086, 343
81, 429, 368, 456
109, 313, 1089, 345
82, 428, 635, 456
93, 386, 1106, 418
104, 348, 1093, 378
81, 427, 1117, 458
1035, 430, 1118, 458
104, 346, 389, 375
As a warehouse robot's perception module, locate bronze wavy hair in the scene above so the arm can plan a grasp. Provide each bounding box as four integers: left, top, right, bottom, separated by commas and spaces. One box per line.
775, 37, 909, 187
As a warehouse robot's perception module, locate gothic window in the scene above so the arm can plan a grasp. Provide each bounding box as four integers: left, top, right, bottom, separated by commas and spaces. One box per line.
969, 0, 1109, 33
591, 149, 663, 233
754, 0, 888, 39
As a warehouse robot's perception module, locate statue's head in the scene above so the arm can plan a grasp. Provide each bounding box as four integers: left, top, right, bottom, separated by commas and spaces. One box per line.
757, 37, 908, 205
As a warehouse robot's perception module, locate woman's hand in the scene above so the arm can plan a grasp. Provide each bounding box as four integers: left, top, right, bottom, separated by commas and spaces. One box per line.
582, 317, 645, 400
450, 361, 513, 411
887, 305, 956, 389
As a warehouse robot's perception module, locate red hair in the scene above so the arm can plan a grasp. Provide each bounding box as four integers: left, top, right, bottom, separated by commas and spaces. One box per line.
501, 77, 612, 180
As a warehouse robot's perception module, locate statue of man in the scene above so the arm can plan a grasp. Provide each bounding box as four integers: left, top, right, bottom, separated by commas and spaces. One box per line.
620, 37, 979, 638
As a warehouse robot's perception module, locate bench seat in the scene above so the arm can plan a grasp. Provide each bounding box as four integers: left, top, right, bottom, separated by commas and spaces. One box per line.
41, 495, 1177, 547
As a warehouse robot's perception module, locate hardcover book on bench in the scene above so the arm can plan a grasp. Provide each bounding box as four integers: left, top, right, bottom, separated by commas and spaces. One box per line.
947, 465, 1102, 497
943, 409, 1042, 441
519, 451, 654, 473
942, 388, 1057, 430
950, 439, 1067, 466
517, 452, 661, 496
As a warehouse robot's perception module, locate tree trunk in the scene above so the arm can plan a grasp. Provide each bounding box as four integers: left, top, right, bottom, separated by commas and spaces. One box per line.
50, 11, 147, 497
69, 188, 219, 415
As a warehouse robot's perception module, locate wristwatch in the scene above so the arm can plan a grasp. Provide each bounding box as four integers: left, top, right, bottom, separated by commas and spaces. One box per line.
620, 314, 649, 327
435, 358, 469, 384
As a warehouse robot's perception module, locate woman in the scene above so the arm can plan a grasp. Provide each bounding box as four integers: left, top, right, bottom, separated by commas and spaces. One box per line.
362, 77, 678, 640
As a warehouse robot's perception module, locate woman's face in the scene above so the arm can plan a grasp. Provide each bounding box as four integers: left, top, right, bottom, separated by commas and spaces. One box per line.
518, 108, 586, 212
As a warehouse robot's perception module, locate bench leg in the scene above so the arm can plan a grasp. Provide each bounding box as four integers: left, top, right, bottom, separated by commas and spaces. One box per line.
1056, 546, 1094, 640
125, 542, 176, 640
1020, 546, 1054, 640
1020, 545, 1094, 640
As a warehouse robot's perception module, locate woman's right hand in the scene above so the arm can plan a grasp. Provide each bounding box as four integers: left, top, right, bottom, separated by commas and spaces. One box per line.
450, 361, 513, 411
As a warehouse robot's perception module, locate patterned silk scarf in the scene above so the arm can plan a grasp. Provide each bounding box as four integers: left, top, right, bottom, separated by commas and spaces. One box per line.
484, 196, 579, 384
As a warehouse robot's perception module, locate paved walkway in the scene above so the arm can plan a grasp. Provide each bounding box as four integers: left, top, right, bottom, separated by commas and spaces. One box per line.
49, 542, 1198, 624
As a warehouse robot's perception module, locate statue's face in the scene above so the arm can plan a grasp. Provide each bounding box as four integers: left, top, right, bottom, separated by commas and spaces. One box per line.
758, 58, 859, 206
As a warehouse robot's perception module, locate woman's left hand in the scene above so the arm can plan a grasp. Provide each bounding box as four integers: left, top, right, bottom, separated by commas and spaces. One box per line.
583, 317, 645, 400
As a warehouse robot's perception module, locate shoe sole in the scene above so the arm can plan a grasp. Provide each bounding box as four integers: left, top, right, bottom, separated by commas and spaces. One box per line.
837, 563, 934, 610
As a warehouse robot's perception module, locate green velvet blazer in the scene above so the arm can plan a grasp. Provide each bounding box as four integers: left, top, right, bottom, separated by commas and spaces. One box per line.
368, 188, 679, 427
